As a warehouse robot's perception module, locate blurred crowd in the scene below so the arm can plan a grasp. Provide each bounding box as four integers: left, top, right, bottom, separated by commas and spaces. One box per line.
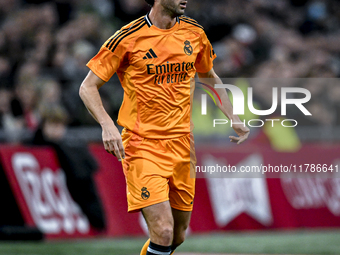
0, 0, 339, 143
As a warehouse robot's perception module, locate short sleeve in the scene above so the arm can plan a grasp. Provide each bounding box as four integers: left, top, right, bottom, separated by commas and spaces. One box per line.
86, 32, 128, 82
195, 31, 216, 73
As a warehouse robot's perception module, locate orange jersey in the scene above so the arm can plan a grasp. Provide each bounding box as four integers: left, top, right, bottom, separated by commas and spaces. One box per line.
87, 14, 216, 139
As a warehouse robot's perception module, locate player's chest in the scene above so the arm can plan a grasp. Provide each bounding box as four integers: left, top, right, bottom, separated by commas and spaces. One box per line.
129, 33, 200, 71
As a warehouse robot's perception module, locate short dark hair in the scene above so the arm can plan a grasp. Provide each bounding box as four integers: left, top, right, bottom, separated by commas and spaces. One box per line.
145, 0, 154, 6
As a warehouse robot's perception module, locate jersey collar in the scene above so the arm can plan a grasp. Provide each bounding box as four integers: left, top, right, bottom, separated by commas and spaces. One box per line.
144, 13, 180, 28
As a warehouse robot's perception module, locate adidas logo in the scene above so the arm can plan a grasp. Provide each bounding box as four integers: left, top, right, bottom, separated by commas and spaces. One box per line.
143, 48, 158, 59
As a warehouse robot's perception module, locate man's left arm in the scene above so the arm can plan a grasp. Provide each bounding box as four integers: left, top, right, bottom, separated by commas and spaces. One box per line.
197, 68, 250, 144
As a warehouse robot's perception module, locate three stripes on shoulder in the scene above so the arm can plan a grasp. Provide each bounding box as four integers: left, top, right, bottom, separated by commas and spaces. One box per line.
179, 16, 204, 30
105, 16, 146, 53
105, 16, 204, 54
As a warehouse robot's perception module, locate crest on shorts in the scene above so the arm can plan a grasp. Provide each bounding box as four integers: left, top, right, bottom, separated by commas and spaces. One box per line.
184, 40, 193, 56
141, 187, 150, 200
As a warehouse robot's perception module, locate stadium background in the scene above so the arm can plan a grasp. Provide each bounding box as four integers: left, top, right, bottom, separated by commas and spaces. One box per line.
0, 0, 340, 254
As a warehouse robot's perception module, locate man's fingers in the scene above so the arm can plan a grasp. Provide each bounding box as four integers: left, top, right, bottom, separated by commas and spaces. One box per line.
113, 142, 122, 161
103, 142, 112, 154
107, 141, 116, 156
103, 138, 125, 162
101, 126, 124, 161
118, 142, 125, 160
237, 136, 247, 145
229, 136, 239, 143
229, 134, 248, 145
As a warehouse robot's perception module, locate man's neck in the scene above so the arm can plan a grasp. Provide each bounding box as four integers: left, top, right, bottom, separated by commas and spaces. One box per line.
148, 8, 177, 30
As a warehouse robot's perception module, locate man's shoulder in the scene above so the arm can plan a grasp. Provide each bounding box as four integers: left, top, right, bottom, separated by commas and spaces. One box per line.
178, 15, 205, 33
120, 16, 147, 30
109, 16, 148, 40
104, 16, 147, 52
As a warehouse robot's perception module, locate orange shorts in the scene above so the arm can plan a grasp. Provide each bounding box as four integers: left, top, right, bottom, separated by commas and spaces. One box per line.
121, 128, 196, 213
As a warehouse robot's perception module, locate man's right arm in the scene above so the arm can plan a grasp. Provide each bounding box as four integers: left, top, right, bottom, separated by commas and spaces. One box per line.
79, 70, 125, 161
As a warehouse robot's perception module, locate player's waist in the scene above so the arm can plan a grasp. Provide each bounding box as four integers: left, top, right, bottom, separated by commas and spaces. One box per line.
122, 128, 191, 140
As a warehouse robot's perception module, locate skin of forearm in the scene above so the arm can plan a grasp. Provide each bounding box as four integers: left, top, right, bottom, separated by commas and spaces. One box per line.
198, 71, 241, 121
79, 81, 114, 127
215, 88, 238, 121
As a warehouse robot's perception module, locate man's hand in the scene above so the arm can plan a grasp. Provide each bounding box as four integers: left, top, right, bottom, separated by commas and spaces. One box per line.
102, 121, 125, 161
229, 119, 250, 145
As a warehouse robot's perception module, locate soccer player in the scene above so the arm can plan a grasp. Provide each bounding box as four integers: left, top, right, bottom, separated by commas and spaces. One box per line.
79, 0, 250, 254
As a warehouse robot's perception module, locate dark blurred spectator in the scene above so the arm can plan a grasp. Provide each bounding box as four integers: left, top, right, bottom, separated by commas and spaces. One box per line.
112, 0, 149, 22
328, 84, 340, 125
30, 105, 106, 231
14, 78, 40, 131
0, 57, 12, 88
0, 88, 25, 142
22, 0, 74, 25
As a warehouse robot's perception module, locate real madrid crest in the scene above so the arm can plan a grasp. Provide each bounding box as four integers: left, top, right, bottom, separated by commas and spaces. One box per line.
184, 40, 193, 56
141, 187, 150, 200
